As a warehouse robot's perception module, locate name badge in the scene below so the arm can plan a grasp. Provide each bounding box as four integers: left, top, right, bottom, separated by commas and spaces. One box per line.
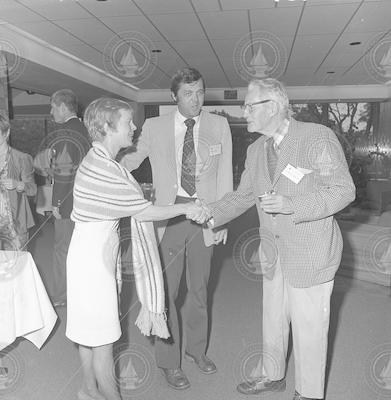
282, 164, 304, 184
209, 144, 222, 156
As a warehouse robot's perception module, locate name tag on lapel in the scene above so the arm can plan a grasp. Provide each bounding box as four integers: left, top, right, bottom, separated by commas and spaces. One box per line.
282, 164, 304, 184
209, 144, 222, 156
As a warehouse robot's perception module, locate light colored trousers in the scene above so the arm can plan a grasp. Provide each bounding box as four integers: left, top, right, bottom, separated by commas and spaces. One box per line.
262, 260, 334, 399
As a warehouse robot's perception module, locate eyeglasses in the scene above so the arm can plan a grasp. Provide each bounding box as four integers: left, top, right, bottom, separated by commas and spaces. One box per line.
241, 99, 273, 113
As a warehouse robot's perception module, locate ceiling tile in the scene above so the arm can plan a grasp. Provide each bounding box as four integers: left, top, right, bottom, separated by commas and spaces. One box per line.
346, 1, 391, 33
198, 10, 249, 40
288, 34, 340, 68
55, 19, 116, 43
148, 13, 205, 41
16, 0, 92, 20
78, 0, 141, 17
133, 0, 193, 14
192, 0, 222, 12
250, 7, 302, 36
11, 21, 84, 46
100, 15, 165, 42
221, 0, 308, 10
0, 0, 43, 23
299, 3, 359, 35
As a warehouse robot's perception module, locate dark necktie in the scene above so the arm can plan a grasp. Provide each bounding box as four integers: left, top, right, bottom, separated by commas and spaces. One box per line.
267, 139, 278, 180
181, 118, 196, 196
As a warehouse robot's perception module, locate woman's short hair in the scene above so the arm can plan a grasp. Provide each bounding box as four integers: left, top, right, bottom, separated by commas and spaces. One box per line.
171, 67, 205, 96
51, 89, 78, 114
84, 97, 133, 142
0, 114, 10, 136
248, 78, 290, 118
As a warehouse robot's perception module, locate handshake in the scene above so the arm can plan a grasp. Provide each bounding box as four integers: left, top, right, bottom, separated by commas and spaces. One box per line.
185, 199, 212, 225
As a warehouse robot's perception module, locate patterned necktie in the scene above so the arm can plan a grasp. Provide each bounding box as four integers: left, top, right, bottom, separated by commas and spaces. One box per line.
267, 139, 278, 180
181, 118, 196, 196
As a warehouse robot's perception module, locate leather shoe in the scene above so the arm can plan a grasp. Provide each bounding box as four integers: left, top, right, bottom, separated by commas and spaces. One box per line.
293, 390, 322, 400
184, 352, 217, 374
160, 368, 190, 390
237, 377, 286, 395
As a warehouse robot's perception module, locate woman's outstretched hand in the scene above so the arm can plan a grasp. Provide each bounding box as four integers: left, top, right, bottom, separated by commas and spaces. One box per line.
185, 199, 211, 224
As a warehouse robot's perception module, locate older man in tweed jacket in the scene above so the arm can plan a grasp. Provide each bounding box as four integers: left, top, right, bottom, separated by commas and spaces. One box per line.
209, 79, 355, 400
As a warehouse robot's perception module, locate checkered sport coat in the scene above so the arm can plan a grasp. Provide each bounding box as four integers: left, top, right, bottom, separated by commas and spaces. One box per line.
211, 118, 356, 288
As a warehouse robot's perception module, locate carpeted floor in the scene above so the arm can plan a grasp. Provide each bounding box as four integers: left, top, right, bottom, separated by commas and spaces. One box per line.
1, 207, 391, 400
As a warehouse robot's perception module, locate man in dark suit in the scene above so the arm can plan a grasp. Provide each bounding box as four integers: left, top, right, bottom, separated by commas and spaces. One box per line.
49, 89, 90, 307
121, 68, 233, 390
206, 78, 355, 400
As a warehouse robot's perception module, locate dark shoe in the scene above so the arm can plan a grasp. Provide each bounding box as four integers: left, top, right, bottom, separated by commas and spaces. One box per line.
237, 377, 286, 395
293, 390, 322, 400
160, 368, 190, 390
184, 352, 217, 374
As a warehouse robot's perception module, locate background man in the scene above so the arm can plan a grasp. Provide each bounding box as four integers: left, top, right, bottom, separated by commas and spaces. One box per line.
121, 67, 233, 390
207, 78, 355, 400
49, 89, 90, 307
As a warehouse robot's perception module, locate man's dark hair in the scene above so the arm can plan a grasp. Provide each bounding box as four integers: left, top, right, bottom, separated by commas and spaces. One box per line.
170, 67, 205, 96
51, 89, 78, 114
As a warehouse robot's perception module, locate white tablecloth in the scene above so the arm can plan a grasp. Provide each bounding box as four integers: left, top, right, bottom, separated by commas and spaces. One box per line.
0, 251, 57, 351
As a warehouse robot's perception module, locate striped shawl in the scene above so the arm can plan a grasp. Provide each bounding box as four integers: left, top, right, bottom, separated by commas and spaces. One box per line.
72, 142, 169, 338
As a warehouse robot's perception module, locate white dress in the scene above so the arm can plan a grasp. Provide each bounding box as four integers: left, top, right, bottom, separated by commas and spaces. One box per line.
66, 219, 121, 346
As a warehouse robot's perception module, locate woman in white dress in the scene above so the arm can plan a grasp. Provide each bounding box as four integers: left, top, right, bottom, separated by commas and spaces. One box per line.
66, 98, 209, 400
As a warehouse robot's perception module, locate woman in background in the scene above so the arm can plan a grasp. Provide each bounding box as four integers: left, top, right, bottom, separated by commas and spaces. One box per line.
66, 98, 207, 400
0, 114, 36, 249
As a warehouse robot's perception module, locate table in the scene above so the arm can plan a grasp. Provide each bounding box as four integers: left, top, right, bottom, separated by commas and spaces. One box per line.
0, 251, 57, 351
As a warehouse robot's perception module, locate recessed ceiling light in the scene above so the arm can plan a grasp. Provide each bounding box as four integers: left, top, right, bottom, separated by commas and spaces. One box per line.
152, 49, 162, 53
349, 41, 362, 46
327, 71, 335, 74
